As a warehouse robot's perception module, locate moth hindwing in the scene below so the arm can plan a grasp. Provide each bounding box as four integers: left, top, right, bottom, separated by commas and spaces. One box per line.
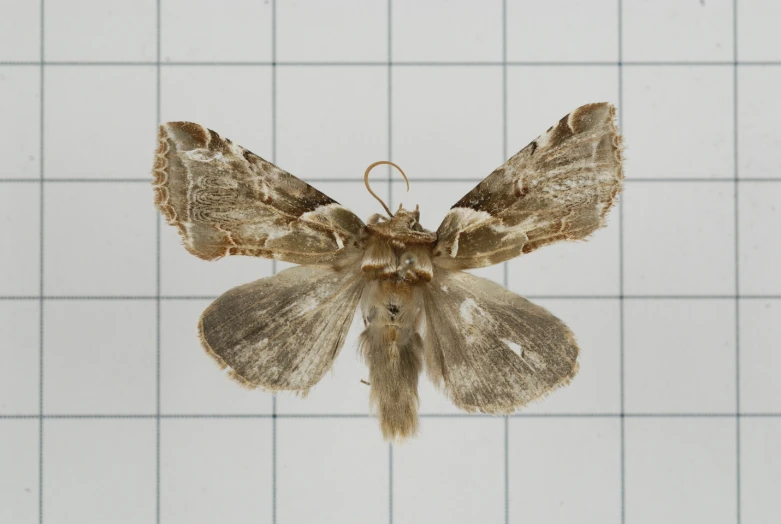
152, 102, 623, 441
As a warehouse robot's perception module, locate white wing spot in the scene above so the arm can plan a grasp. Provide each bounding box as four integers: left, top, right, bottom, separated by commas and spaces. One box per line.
441, 285, 449, 293
502, 338, 522, 357
459, 298, 483, 323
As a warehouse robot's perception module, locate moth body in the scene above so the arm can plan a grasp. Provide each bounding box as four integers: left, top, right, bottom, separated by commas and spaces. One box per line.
359, 209, 435, 439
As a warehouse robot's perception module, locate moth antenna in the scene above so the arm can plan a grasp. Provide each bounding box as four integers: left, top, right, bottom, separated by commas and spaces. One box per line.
364, 160, 409, 218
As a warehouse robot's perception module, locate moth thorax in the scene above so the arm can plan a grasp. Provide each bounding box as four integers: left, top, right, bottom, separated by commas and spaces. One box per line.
361, 237, 433, 283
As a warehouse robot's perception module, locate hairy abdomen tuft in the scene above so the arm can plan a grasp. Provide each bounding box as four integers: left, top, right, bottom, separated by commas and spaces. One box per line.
360, 325, 423, 441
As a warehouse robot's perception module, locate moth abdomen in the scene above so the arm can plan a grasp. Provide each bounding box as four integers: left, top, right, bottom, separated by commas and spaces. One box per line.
359, 323, 423, 441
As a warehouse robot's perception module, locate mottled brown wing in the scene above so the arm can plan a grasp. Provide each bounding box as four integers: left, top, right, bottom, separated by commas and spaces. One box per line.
199, 265, 364, 392
153, 121, 366, 265
423, 270, 579, 413
434, 102, 623, 270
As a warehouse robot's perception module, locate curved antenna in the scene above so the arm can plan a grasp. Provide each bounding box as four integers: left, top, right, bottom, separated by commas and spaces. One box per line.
363, 160, 409, 218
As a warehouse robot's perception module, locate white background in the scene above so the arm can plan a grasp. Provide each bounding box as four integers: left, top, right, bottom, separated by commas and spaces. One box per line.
1, 0, 780, 523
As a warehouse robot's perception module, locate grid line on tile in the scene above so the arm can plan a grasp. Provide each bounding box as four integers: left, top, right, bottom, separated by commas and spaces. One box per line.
271, 2, 278, 523
37, 1, 45, 523
5, 295, 780, 301
2, 412, 778, 420
387, 3, 394, 523
501, 1, 510, 522
733, 1, 742, 521
617, 1, 626, 523
3, 177, 781, 184
154, 1, 162, 523
1, 60, 780, 67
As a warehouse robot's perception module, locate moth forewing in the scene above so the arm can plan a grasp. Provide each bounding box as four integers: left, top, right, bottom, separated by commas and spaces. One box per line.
434, 102, 623, 269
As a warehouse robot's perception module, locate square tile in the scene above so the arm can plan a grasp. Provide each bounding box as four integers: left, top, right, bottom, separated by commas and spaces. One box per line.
45, 0, 156, 62
625, 300, 736, 414
161, 418, 272, 524
0, 184, 39, 296
161, 0, 272, 62
276, 315, 370, 415
737, 0, 781, 61
392, 66, 503, 180
739, 183, 781, 295
160, 222, 273, 297
161, 66, 272, 149
739, 300, 781, 413
622, 0, 733, 62
507, 0, 618, 62
394, 418, 504, 524
160, 300, 272, 414
509, 418, 621, 523
0, 67, 40, 179
45, 66, 157, 179
507, 209, 620, 297
277, 419, 387, 524
277, 0, 387, 62
0, 420, 38, 523
0, 1, 40, 61
507, 66, 619, 157
625, 418, 737, 524
276, 66, 387, 180
623, 182, 735, 295
44, 419, 156, 523
43, 301, 156, 414
522, 299, 621, 414
44, 183, 156, 296
622, 66, 733, 179
738, 67, 781, 179
741, 418, 781, 524
392, 0, 502, 62
0, 302, 39, 414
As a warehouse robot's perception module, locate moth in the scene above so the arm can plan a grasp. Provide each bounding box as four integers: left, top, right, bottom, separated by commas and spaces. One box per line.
152, 102, 623, 440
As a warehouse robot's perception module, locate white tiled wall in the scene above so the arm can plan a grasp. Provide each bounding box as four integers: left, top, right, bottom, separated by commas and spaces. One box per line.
1, 1, 779, 523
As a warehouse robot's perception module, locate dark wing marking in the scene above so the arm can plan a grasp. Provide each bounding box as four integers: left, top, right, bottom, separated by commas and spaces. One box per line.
423, 270, 579, 413
434, 102, 623, 269
199, 265, 364, 393
153, 121, 366, 265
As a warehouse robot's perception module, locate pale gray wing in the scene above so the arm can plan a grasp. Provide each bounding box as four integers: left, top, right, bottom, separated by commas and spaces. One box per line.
199, 265, 364, 392
423, 270, 579, 413
153, 121, 366, 265
434, 102, 623, 270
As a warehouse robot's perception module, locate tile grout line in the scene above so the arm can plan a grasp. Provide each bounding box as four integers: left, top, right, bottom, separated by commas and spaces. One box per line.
4, 412, 777, 420
387, 3, 394, 524
617, 1, 626, 523
155, 1, 162, 523
3, 177, 781, 184
4, 294, 781, 301
271, 2, 278, 523
6, 177, 781, 185
387, 0, 393, 213
733, 1, 742, 522
1, 60, 780, 67
38, 1, 45, 523
502, 1, 509, 523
